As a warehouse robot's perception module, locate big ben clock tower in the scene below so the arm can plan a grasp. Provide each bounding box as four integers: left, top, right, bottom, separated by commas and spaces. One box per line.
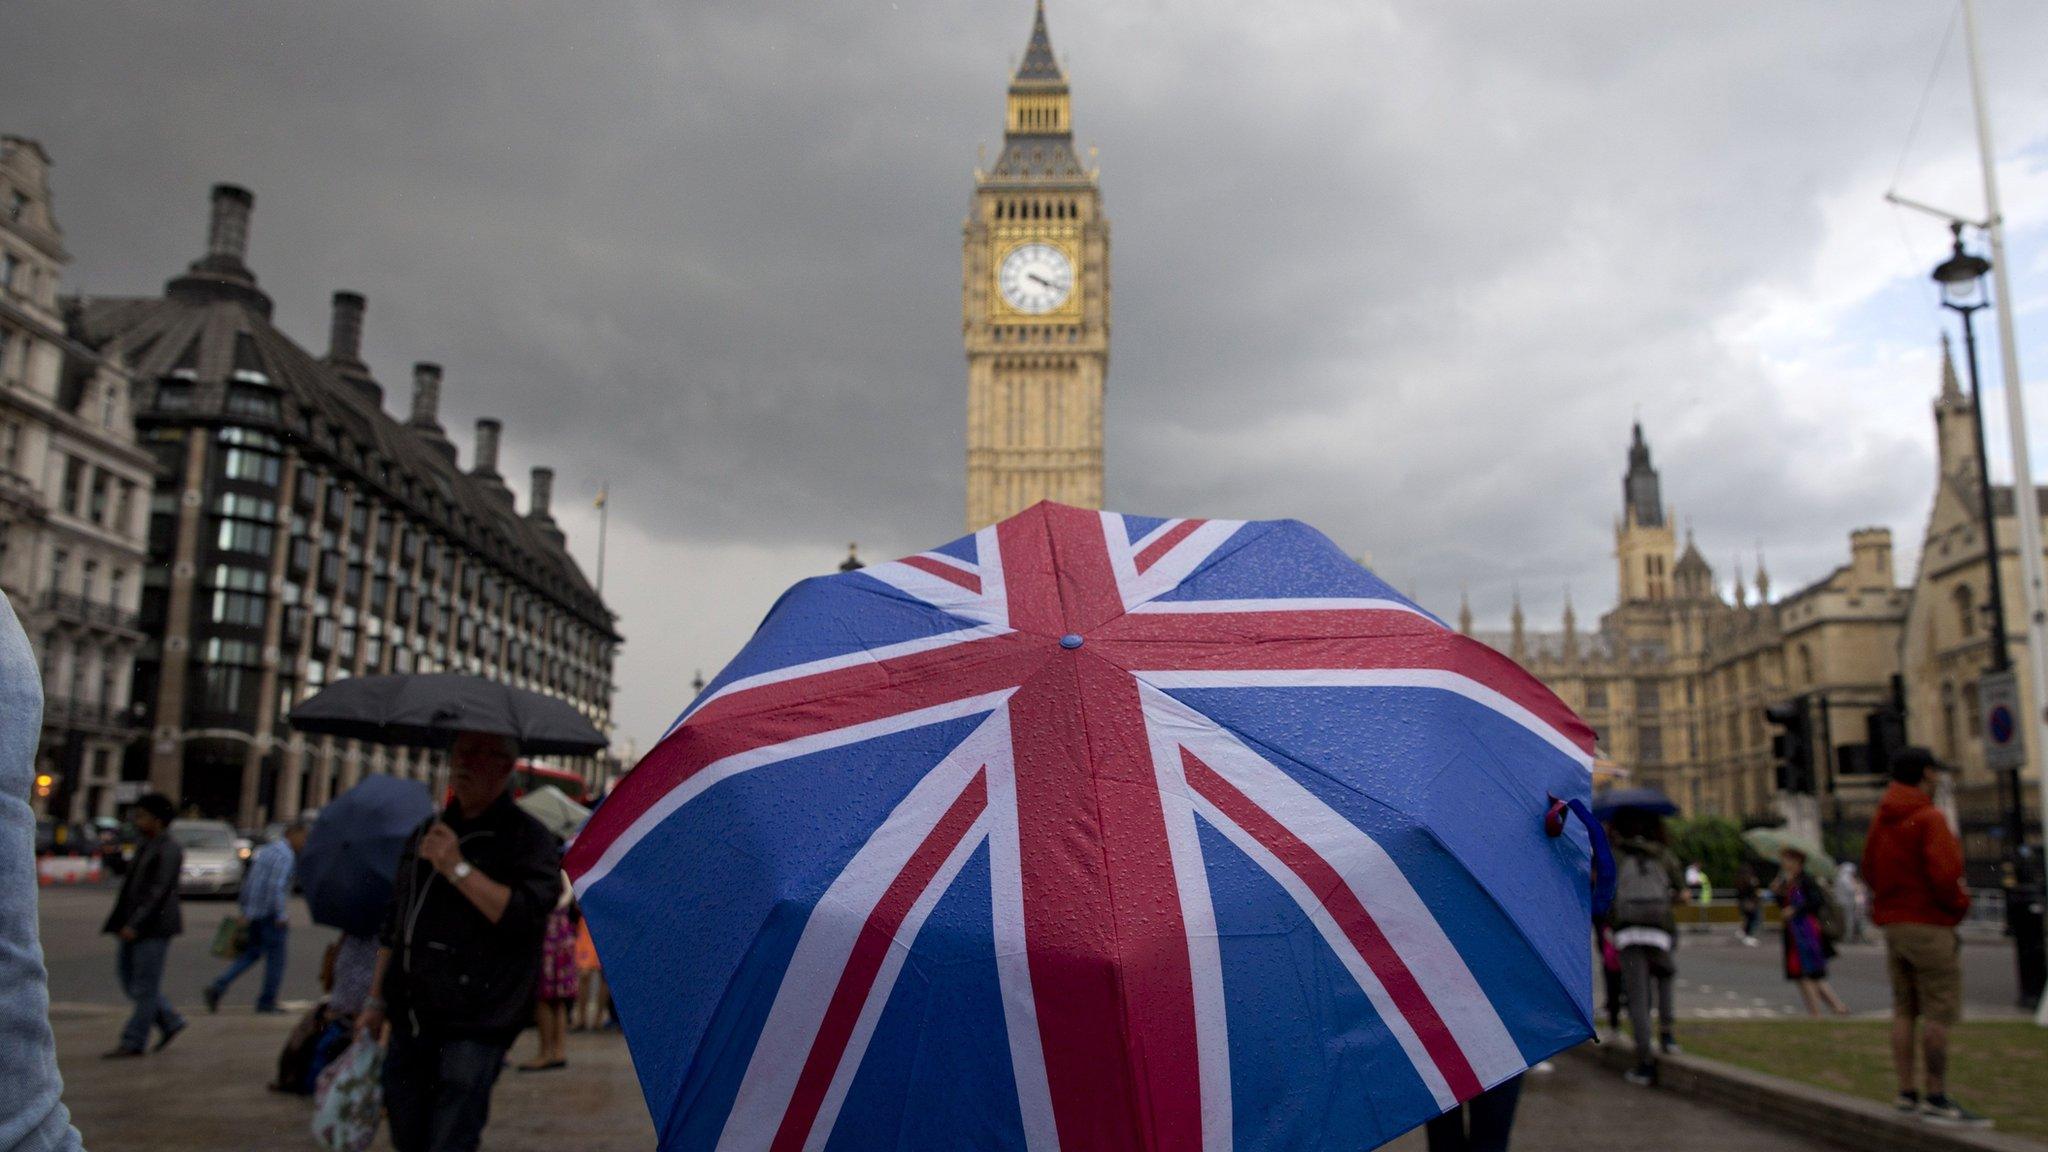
964, 1, 1109, 529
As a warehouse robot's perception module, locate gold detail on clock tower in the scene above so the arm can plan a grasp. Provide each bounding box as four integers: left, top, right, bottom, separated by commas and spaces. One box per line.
964, 1, 1109, 530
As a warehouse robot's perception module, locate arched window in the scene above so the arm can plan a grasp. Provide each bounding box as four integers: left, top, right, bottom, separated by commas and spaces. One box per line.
1955, 584, 1976, 638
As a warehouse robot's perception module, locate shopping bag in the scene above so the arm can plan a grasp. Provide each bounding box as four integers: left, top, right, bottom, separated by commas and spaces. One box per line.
209, 915, 248, 959
311, 1038, 383, 1152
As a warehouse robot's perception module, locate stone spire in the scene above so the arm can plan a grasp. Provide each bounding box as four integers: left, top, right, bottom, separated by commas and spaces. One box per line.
1509, 589, 1527, 662
1457, 588, 1473, 636
1014, 1, 1064, 84
1754, 548, 1771, 604
1939, 330, 1965, 408
1624, 422, 1665, 528
1561, 588, 1579, 663
1733, 558, 1748, 608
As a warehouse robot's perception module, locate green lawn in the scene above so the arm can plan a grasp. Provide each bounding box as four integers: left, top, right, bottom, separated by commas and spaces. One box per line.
1675, 1019, 2048, 1141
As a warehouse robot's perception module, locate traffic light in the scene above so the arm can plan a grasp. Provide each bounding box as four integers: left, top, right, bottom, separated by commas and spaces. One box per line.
33, 774, 53, 799
1865, 706, 1907, 775
1766, 698, 1815, 794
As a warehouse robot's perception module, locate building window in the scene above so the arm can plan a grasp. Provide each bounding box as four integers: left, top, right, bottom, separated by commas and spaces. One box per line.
47, 548, 67, 594
108, 569, 124, 609
225, 384, 281, 420
1954, 585, 1976, 639
1637, 726, 1663, 766
217, 519, 275, 556
207, 564, 269, 628
0, 253, 16, 290
1634, 679, 1661, 714
101, 382, 118, 427
60, 456, 85, 515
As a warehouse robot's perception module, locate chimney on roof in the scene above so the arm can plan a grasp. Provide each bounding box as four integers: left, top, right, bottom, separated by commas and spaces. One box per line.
323, 291, 384, 407
473, 418, 502, 478
205, 184, 255, 264
407, 362, 457, 462
527, 466, 567, 547
167, 183, 270, 314
529, 467, 555, 519
409, 363, 443, 430
327, 292, 366, 366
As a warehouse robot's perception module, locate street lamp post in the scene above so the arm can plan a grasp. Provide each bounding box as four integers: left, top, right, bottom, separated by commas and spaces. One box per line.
1933, 222, 2048, 1012
1935, 223, 2010, 680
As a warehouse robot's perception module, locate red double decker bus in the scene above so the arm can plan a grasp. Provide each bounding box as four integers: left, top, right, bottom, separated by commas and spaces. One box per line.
511, 762, 598, 807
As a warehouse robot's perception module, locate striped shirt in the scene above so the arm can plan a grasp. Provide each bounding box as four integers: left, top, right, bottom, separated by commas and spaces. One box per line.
240, 839, 295, 922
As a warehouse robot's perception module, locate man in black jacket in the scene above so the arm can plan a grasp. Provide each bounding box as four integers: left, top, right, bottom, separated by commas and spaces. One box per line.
359, 732, 561, 1152
101, 792, 186, 1057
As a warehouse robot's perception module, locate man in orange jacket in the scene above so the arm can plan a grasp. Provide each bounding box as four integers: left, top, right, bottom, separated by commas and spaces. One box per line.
1862, 748, 1987, 1127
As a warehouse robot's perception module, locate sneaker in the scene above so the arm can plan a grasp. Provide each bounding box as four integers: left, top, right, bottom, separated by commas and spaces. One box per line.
1659, 1034, 1681, 1056
1741, 936, 1760, 948
1921, 1094, 1993, 1128
201, 986, 221, 1014
1893, 1091, 1920, 1114
1623, 1063, 1657, 1088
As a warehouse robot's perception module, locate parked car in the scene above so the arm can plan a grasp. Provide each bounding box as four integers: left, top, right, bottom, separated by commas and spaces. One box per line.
173, 819, 245, 898
34, 819, 96, 857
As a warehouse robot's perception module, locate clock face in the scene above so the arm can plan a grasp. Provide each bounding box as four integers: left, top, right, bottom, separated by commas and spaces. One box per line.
998, 242, 1074, 314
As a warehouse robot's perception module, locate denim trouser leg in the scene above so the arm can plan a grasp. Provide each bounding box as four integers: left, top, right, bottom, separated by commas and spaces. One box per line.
210, 919, 289, 1008
256, 922, 288, 1009
384, 1030, 510, 1152
118, 937, 180, 1051
0, 590, 82, 1147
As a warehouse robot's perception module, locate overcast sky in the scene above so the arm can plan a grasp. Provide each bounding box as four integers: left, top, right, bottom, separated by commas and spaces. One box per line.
8, 1, 2048, 753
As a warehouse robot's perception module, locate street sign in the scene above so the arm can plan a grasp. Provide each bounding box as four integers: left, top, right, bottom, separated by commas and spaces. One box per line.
1979, 670, 2026, 772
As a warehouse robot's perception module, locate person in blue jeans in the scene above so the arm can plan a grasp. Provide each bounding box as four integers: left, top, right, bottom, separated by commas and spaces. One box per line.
204, 818, 309, 1013
0, 590, 85, 1148
102, 791, 187, 1057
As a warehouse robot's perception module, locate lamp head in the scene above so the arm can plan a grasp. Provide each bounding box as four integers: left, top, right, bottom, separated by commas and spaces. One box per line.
1932, 222, 1992, 310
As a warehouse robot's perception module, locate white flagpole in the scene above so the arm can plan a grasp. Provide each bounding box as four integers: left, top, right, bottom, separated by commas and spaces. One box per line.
1957, 0, 2048, 1027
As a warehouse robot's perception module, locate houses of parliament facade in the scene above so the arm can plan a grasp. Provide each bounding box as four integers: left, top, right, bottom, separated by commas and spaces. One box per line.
1473, 349, 2040, 867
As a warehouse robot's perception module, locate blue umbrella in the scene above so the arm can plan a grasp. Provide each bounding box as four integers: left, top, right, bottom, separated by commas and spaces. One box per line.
1591, 786, 1679, 822
298, 774, 434, 937
569, 502, 1604, 1150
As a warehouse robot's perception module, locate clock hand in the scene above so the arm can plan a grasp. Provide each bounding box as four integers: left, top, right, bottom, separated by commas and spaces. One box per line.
1028, 273, 1057, 289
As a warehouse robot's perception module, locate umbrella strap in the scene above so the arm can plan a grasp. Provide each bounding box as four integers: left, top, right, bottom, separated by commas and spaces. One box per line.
1547, 796, 1616, 919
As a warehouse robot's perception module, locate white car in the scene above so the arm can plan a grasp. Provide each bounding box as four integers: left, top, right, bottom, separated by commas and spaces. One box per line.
174, 819, 244, 898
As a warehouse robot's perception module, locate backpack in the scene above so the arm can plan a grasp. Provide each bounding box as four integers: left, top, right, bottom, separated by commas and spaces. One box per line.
1612, 852, 1673, 928
1814, 880, 1847, 945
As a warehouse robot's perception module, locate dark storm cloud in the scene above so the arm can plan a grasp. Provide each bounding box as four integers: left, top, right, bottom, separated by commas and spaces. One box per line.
8, 1, 2048, 744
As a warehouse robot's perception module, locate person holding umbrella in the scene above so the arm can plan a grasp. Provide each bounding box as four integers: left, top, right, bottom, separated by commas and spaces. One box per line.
357, 732, 561, 1152
1773, 847, 1848, 1016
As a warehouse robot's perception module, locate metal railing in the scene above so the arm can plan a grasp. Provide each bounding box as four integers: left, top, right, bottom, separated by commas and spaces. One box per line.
37, 590, 142, 633
41, 695, 141, 733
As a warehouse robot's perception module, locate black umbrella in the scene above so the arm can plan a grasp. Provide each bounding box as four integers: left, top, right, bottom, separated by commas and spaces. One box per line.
298, 774, 434, 937
288, 673, 608, 756
1591, 786, 1680, 822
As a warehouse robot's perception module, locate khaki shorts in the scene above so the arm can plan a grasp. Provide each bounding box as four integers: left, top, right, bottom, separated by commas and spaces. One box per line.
1884, 923, 1963, 1025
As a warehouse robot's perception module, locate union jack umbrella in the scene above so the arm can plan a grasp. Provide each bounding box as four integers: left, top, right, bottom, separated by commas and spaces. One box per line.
567, 502, 1604, 1150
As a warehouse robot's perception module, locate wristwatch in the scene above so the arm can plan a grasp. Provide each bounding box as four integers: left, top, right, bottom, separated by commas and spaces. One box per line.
450, 860, 474, 882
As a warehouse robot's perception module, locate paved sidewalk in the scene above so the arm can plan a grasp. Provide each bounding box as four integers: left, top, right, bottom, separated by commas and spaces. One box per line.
52, 1001, 1842, 1152
53, 1005, 653, 1151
